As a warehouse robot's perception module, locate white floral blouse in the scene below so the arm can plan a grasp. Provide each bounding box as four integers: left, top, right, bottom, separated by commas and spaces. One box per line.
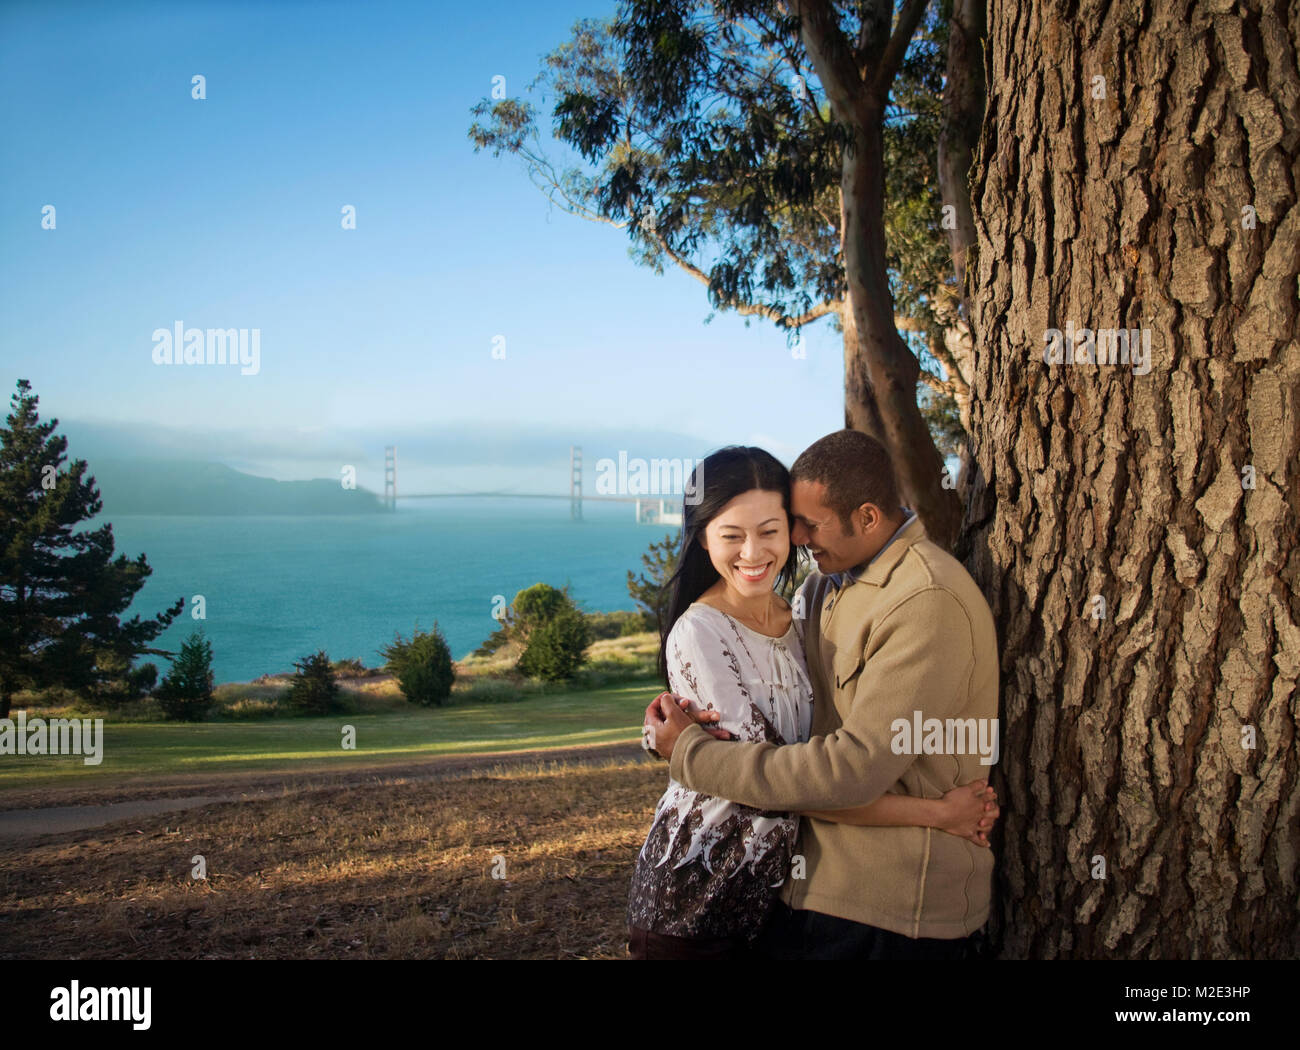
626, 601, 815, 941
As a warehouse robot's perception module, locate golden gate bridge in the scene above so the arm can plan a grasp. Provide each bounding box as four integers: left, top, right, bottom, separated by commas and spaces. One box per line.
381, 445, 683, 525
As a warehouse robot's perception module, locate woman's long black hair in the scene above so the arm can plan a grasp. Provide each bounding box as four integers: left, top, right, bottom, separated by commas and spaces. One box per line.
656, 446, 799, 684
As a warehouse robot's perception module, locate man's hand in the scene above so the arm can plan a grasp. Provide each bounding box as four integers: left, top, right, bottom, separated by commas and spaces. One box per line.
642, 692, 730, 761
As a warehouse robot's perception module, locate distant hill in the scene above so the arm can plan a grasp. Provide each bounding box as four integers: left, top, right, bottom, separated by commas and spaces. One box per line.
86, 459, 386, 515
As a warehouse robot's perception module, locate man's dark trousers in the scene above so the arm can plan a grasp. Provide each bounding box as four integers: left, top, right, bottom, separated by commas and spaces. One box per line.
756, 901, 987, 960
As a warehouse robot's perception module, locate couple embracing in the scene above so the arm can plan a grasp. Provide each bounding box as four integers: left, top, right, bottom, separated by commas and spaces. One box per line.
627, 430, 1000, 960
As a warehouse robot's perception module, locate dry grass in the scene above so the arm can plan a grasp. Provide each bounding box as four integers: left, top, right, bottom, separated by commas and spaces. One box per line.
0, 756, 666, 960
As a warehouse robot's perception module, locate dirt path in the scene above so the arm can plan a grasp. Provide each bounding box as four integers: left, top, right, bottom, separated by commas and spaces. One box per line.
0, 796, 239, 840
0, 740, 650, 843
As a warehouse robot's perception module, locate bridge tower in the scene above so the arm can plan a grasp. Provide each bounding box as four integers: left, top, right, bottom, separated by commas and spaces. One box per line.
570, 445, 583, 521
384, 445, 397, 511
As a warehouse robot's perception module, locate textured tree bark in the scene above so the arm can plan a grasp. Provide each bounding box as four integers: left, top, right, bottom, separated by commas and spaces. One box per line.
963, 0, 1300, 957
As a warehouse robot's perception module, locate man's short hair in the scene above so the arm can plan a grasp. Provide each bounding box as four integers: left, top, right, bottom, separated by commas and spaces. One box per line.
790, 429, 901, 531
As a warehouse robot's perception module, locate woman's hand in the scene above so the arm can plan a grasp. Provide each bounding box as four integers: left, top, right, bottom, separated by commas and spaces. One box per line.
936, 780, 1000, 846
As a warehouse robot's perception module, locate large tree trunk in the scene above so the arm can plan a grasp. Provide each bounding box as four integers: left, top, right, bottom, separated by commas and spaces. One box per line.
963, 0, 1300, 957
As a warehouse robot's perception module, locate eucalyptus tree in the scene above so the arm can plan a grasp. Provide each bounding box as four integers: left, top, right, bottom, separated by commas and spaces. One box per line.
471, 0, 986, 547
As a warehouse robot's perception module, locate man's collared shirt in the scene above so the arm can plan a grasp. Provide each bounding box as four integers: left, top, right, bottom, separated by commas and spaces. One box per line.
828, 508, 917, 593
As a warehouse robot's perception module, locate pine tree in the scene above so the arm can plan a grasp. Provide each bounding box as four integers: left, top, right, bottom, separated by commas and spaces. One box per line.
285, 650, 342, 715
155, 629, 215, 721
0, 380, 183, 718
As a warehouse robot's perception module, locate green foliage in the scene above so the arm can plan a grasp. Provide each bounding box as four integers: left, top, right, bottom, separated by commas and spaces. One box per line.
627, 533, 679, 630
380, 624, 456, 707
473, 582, 583, 659
511, 583, 569, 640
155, 630, 215, 722
86, 649, 144, 709
285, 650, 343, 715
482, 582, 594, 681
132, 661, 159, 695
470, 14, 842, 326
584, 609, 650, 640
472, 623, 513, 658
517, 607, 591, 681
90, 652, 161, 709
0, 379, 183, 718
330, 657, 385, 680
918, 384, 967, 458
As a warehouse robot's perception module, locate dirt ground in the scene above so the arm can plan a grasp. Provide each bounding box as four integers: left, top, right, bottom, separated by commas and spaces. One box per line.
0, 745, 668, 960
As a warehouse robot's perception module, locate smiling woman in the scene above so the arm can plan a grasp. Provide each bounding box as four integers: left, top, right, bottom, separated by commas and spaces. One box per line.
626, 446, 809, 959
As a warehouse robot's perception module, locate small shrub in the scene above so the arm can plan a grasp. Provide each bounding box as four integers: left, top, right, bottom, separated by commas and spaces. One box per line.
285, 650, 343, 715
88, 650, 157, 709
511, 583, 569, 642
584, 609, 646, 641
330, 657, 377, 678
518, 607, 591, 681
380, 624, 456, 707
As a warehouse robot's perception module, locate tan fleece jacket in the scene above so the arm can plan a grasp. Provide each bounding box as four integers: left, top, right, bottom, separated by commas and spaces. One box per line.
669, 516, 999, 938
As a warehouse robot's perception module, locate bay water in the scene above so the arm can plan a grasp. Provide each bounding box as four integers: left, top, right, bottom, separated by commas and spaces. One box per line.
103, 499, 672, 685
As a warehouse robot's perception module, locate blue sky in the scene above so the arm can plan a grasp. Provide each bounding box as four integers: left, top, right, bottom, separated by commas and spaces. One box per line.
0, 0, 848, 494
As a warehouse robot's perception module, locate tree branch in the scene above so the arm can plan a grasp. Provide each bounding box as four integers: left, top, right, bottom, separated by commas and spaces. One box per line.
926, 327, 971, 397
789, 0, 869, 124
648, 226, 840, 327
917, 368, 948, 394
871, 0, 931, 102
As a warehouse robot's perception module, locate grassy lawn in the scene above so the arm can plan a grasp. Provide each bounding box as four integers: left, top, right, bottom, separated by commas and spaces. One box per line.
0, 677, 658, 796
